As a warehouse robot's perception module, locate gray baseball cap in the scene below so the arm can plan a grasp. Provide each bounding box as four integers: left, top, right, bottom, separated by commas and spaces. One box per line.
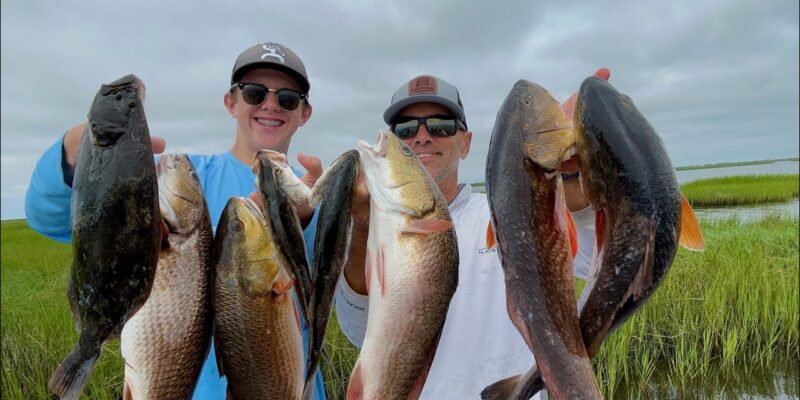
383, 75, 467, 129
230, 42, 310, 94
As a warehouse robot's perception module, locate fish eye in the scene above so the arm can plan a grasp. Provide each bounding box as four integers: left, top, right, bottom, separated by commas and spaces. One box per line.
189, 170, 198, 181
400, 145, 413, 156
522, 95, 532, 106
128, 100, 137, 108
230, 219, 244, 232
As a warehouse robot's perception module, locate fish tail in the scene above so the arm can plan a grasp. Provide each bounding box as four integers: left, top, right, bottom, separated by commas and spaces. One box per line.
301, 365, 317, 400
48, 341, 101, 400
346, 361, 364, 400
480, 367, 544, 400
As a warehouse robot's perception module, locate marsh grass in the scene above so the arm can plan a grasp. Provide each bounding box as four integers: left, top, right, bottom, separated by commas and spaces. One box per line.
591, 215, 799, 399
2, 216, 798, 399
681, 174, 799, 206
674, 158, 799, 171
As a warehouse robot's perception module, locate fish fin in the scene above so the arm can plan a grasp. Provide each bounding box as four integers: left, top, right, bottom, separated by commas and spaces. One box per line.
481, 372, 527, 400
271, 267, 295, 295
292, 297, 302, 331
378, 245, 386, 297
214, 335, 226, 378
678, 192, 705, 251
486, 220, 496, 249
554, 186, 579, 258
401, 218, 454, 234
631, 219, 657, 300
588, 209, 606, 278
346, 360, 364, 400
123, 376, 134, 400
48, 343, 100, 400
364, 245, 386, 296
567, 209, 578, 258
364, 250, 371, 296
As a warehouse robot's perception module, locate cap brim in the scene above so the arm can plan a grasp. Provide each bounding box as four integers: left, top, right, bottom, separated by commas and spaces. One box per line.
231, 61, 310, 94
383, 95, 466, 127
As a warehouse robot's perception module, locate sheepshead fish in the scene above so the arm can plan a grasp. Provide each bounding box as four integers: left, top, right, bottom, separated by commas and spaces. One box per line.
120, 154, 213, 400
49, 74, 161, 400
482, 80, 602, 400
302, 150, 361, 400
347, 131, 458, 400
492, 76, 705, 398
213, 197, 304, 399
253, 150, 313, 335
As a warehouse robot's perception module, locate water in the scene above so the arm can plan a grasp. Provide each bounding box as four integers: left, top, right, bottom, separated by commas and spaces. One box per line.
474, 161, 799, 220
676, 161, 799, 221
617, 354, 799, 400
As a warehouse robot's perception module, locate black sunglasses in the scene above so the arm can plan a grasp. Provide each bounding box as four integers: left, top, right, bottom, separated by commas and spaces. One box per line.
230, 82, 306, 111
390, 115, 467, 140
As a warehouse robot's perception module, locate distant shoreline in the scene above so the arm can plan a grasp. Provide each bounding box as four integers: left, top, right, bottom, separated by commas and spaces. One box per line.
471, 157, 799, 186
674, 157, 799, 171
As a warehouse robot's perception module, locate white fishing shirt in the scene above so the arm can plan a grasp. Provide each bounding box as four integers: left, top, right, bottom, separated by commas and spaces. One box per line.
335, 184, 596, 400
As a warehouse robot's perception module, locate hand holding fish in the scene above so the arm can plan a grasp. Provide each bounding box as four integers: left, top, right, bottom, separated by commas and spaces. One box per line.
63, 122, 166, 169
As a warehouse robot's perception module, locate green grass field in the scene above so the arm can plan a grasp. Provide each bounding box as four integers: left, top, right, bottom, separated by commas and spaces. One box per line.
2, 215, 798, 399
681, 174, 799, 207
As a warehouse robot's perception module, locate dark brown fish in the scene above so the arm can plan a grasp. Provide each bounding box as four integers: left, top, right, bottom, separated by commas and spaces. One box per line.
49, 74, 161, 400
213, 197, 305, 399
302, 149, 360, 400
253, 150, 313, 336
120, 154, 213, 400
488, 77, 705, 398
482, 80, 602, 400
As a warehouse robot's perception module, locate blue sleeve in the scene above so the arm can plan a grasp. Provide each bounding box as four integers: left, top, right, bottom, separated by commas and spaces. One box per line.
24, 134, 73, 243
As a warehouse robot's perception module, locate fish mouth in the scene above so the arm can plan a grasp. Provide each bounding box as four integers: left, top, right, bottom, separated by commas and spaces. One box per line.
357, 130, 389, 159
242, 197, 268, 227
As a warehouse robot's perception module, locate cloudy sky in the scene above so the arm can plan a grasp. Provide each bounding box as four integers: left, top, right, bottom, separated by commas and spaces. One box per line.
2, 0, 798, 220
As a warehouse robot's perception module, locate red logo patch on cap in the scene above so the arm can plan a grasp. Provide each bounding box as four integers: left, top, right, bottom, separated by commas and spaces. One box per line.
408, 75, 437, 96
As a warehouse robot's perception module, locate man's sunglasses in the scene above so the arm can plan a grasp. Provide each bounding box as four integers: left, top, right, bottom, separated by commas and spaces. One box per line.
230, 82, 306, 111
390, 115, 467, 140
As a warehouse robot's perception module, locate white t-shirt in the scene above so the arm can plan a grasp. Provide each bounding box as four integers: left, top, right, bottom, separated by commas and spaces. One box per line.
335, 184, 596, 400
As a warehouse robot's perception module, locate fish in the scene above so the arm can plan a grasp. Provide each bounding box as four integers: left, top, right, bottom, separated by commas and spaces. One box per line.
302, 149, 361, 400
49, 74, 162, 400
481, 80, 602, 400
120, 154, 213, 400
571, 76, 704, 354
487, 76, 705, 398
252, 150, 313, 336
213, 196, 305, 399
347, 131, 459, 400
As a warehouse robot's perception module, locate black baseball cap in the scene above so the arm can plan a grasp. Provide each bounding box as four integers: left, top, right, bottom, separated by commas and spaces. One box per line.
230, 42, 310, 94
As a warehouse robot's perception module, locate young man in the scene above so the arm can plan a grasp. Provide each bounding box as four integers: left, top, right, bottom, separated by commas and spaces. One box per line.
334, 74, 600, 399
25, 42, 326, 400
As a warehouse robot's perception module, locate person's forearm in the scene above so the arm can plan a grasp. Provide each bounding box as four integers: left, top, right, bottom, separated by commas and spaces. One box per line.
342, 225, 369, 295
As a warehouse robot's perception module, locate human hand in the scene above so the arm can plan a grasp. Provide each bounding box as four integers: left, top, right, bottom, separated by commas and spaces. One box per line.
350, 167, 371, 232
64, 122, 167, 168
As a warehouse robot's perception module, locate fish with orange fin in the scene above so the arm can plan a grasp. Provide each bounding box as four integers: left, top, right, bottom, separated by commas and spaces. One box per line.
347, 131, 459, 400
570, 76, 704, 349
484, 76, 705, 399
482, 79, 602, 400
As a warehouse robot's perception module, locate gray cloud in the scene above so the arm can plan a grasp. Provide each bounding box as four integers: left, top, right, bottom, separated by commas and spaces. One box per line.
2, 0, 797, 219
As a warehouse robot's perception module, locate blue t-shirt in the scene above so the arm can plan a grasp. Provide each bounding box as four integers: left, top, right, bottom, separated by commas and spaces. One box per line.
25, 134, 326, 400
